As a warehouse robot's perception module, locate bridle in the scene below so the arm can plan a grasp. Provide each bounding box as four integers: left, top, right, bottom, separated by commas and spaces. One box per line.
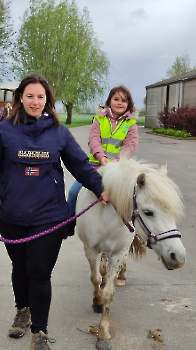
123, 186, 182, 249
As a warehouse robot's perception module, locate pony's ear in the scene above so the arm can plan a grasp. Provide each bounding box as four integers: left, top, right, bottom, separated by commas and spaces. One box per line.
160, 163, 167, 175
137, 173, 145, 188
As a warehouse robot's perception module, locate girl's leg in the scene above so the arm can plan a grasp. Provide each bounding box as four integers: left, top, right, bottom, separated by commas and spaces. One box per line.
27, 222, 64, 334
64, 180, 83, 238
67, 180, 82, 216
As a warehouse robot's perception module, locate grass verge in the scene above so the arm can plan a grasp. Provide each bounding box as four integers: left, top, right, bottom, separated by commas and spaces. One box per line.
59, 113, 145, 128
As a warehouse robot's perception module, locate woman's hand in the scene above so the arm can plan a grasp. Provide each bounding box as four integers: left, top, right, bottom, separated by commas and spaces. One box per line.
101, 191, 110, 205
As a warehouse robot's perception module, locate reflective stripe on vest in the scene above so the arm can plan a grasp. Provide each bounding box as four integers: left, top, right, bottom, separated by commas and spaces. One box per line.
88, 115, 136, 163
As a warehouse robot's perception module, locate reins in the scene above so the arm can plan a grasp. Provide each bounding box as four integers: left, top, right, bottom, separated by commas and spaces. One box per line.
0, 198, 102, 244
0, 184, 182, 246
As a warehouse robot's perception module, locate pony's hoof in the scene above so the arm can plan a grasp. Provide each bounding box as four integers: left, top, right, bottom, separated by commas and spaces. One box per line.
92, 303, 103, 313
96, 339, 112, 350
116, 279, 126, 286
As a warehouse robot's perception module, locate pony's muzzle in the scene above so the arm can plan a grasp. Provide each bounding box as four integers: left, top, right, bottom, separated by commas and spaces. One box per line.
162, 248, 186, 270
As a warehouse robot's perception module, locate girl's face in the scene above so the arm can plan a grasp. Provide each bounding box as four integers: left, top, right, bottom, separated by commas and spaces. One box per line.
110, 91, 128, 119
21, 83, 46, 119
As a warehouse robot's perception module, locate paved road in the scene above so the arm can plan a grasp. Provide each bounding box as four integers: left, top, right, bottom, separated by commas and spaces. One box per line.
0, 126, 195, 350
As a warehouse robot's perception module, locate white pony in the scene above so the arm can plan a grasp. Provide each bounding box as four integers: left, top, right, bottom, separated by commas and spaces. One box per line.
76, 158, 186, 350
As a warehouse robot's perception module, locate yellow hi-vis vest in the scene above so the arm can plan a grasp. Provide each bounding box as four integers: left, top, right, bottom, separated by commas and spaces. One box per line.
88, 115, 136, 162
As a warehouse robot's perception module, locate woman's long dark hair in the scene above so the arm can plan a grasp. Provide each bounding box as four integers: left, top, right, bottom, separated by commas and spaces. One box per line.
10, 73, 60, 125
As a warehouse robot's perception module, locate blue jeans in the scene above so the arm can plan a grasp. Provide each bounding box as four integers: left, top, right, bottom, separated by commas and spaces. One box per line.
67, 180, 83, 216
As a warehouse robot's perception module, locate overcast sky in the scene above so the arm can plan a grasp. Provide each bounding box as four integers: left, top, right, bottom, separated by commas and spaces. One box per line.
10, 0, 196, 108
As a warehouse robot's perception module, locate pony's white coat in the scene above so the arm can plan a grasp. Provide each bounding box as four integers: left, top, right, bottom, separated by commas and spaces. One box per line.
76, 158, 186, 350
99, 158, 184, 222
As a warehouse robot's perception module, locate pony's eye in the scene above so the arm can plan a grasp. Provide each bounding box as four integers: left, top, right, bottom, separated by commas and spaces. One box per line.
143, 210, 154, 216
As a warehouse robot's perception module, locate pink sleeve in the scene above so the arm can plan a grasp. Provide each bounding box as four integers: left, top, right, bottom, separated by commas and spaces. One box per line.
116, 123, 138, 160
88, 119, 106, 162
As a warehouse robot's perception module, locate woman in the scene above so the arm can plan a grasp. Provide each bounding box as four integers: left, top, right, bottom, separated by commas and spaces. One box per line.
0, 73, 109, 349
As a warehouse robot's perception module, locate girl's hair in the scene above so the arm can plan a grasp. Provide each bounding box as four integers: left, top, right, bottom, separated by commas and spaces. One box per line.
10, 73, 59, 125
105, 85, 135, 113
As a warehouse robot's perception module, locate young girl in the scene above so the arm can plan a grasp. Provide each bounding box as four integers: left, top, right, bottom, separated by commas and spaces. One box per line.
66, 85, 138, 235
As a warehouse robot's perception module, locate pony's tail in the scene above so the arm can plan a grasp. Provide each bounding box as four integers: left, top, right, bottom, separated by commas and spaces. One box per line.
130, 236, 147, 259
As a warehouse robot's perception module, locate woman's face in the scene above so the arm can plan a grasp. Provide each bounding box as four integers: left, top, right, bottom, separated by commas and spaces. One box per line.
110, 91, 128, 119
21, 83, 46, 119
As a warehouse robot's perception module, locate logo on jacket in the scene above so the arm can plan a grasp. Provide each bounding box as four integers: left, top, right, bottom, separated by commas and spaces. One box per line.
25, 167, 39, 176
18, 150, 50, 159
121, 124, 129, 134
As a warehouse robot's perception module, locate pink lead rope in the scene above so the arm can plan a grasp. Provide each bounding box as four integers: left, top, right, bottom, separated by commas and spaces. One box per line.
0, 198, 102, 244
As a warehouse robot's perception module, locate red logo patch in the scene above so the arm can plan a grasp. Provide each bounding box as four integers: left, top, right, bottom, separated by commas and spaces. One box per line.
25, 167, 39, 176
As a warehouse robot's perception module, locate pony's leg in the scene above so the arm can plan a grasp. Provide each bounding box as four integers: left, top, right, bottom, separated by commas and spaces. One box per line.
100, 252, 108, 289
116, 237, 147, 287
96, 246, 130, 350
116, 260, 126, 286
84, 246, 103, 313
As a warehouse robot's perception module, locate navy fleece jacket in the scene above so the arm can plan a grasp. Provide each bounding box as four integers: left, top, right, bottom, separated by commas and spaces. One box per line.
0, 113, 103, 226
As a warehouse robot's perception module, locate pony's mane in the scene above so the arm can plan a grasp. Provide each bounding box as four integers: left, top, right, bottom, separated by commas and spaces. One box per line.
99, 158, 184, 222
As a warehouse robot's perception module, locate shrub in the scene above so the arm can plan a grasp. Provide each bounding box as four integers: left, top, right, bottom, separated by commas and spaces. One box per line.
167, 128, 176, 136
152, 128, 191, 138
175, 130, 182, 137
158, 105, 196, 136
180, 130, 190, 138
158, 105, 170, 128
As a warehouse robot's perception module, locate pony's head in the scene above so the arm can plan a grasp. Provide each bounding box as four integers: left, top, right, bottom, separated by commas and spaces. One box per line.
100, 158, 186, 270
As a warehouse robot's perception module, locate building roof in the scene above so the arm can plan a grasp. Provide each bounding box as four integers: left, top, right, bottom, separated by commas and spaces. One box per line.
146, 70, 196, 89
0, 81, 20, 92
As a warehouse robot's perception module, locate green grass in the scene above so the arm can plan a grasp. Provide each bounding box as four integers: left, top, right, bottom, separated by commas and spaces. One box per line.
59, 113, 93, 128
59, 113, 145, 128
137, 115, 145, 126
